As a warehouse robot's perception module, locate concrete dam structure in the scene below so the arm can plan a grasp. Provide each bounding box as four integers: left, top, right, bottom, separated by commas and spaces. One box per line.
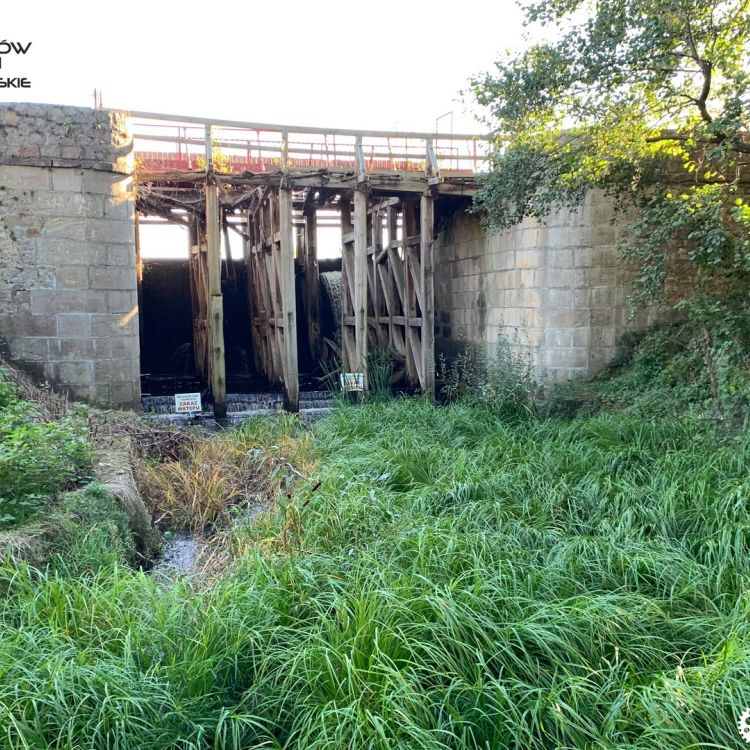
0, 103, 651, 412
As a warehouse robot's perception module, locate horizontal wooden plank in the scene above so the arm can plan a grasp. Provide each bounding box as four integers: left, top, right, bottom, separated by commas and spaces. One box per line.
119, 107, 489, 141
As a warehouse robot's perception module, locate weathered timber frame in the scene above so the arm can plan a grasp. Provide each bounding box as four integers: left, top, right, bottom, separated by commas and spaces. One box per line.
244, 186, 299, 411
133, 111, 479, 409
343, 193, 435, 396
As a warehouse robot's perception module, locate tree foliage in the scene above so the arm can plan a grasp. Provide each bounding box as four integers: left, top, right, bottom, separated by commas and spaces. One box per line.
471, 0, 750, 414
471, 0, 750, 299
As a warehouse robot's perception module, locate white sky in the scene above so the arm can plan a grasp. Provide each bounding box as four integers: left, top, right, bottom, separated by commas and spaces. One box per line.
1, 0, 525, 132
2, 0, 527, 258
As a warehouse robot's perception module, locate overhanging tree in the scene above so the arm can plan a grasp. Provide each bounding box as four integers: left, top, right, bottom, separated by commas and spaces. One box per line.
471, 0, 750, 310
470, 0, 750, 410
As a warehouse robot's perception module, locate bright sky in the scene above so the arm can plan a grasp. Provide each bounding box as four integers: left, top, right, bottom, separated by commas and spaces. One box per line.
3, 0, 527, 258
2, 0, 525, 133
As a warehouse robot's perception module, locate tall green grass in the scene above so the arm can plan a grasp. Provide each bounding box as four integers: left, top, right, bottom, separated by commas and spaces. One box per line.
1, 401, 750, 748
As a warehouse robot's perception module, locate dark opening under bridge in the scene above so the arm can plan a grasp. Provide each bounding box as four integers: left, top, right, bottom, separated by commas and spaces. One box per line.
129, 110, 490, 416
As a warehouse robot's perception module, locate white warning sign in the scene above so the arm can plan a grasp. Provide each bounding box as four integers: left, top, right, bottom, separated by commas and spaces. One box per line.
174, 392, 202, 413
340, 373, 365, 392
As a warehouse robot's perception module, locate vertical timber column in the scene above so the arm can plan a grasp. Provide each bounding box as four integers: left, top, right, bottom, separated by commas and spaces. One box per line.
353, 188, 369, 387
420, 194, 435, 399
279, 187, 299, 412
303, 203, 322, 364
402, 200, 418, 384
206, 181, 227, 418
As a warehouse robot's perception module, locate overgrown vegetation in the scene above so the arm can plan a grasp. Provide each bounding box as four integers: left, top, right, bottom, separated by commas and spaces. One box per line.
0, 367, 91, 528
438, 335, 537, 418
137, 414, 313, 534
544, 319, 750, 423
0, 394, 749, 748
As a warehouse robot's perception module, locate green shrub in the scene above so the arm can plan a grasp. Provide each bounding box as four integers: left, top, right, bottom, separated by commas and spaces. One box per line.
0, 370, 91, 528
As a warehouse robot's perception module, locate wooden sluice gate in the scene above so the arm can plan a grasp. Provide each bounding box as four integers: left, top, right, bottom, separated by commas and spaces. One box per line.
130, 110, 487, 414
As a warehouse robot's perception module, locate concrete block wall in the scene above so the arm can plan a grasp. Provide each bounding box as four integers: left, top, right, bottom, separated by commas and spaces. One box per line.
0, 103, 139, 407
435, 192, 656, 384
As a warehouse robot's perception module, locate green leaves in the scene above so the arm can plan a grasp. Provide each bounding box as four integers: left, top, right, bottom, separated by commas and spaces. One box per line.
471, 0, 750, 230
0, 368, 91, 529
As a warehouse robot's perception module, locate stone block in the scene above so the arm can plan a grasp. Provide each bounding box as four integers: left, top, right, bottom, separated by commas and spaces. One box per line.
31, 289, 107, 315
520, 289, 542, 308
57, 313, 91, 338
547, 248, 574, 269
84, 171, 132, 197
516, 249, 543, 269
106, 244, 134, 267
546, 288, 574, 308
55, 265, 90, 290
91, 313, 138, 337
66, 384, 101, 403
546, 269, 578, 289
94, 358, 139, 385
89, 266, 136, 291
33, 192, 104, 218
110, 335, 140, 360
88, 219, 133, 244
49, 337, 110, 361
106, 290, 137, 314
0, 166, 51, 191
111, 381, 137, 406
546, 309, 585, 328
543, 347, 588, 369
50, 169, 84, 192
42, 218, 90, 242
590, 327, 616, 349
43, 240, 104, 266
57, 360, 95, 386
11, 337, 49, 361
590, 308, 615, 326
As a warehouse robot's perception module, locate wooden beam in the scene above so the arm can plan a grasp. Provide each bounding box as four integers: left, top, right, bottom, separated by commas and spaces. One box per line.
353, 188, 369, 387
188, 217, 208, 380
279, 187, 299, 412
340, 196, 355, 371
304, 203, 322, 365
402, 199, 418, 384
420, 193, 435, 399
205, 181, 227, 418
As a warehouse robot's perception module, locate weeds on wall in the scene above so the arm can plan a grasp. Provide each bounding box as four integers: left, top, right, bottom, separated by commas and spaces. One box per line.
545, 314, 750, 424
438, 332, 537, 418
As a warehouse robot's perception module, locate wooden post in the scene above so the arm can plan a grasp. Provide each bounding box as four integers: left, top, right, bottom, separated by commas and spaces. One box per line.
402, 199, 418, 384
420, 194, 435, 399
303, 203, 322, 365
205, 181, 227, 418
134, 211, 145, 354
244, 210, 259, 372
279, 187, 299, 412
188, 216, 208, 380
340, 195, 355, 371
353, 188, 369, 387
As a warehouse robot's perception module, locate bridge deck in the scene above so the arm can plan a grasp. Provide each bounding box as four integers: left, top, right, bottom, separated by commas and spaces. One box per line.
124, 109, 489, 193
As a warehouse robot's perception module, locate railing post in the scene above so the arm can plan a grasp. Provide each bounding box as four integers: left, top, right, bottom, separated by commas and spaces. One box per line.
355, 134, 367, 183
281, 130, 289, 171
204, 125, 212, 172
